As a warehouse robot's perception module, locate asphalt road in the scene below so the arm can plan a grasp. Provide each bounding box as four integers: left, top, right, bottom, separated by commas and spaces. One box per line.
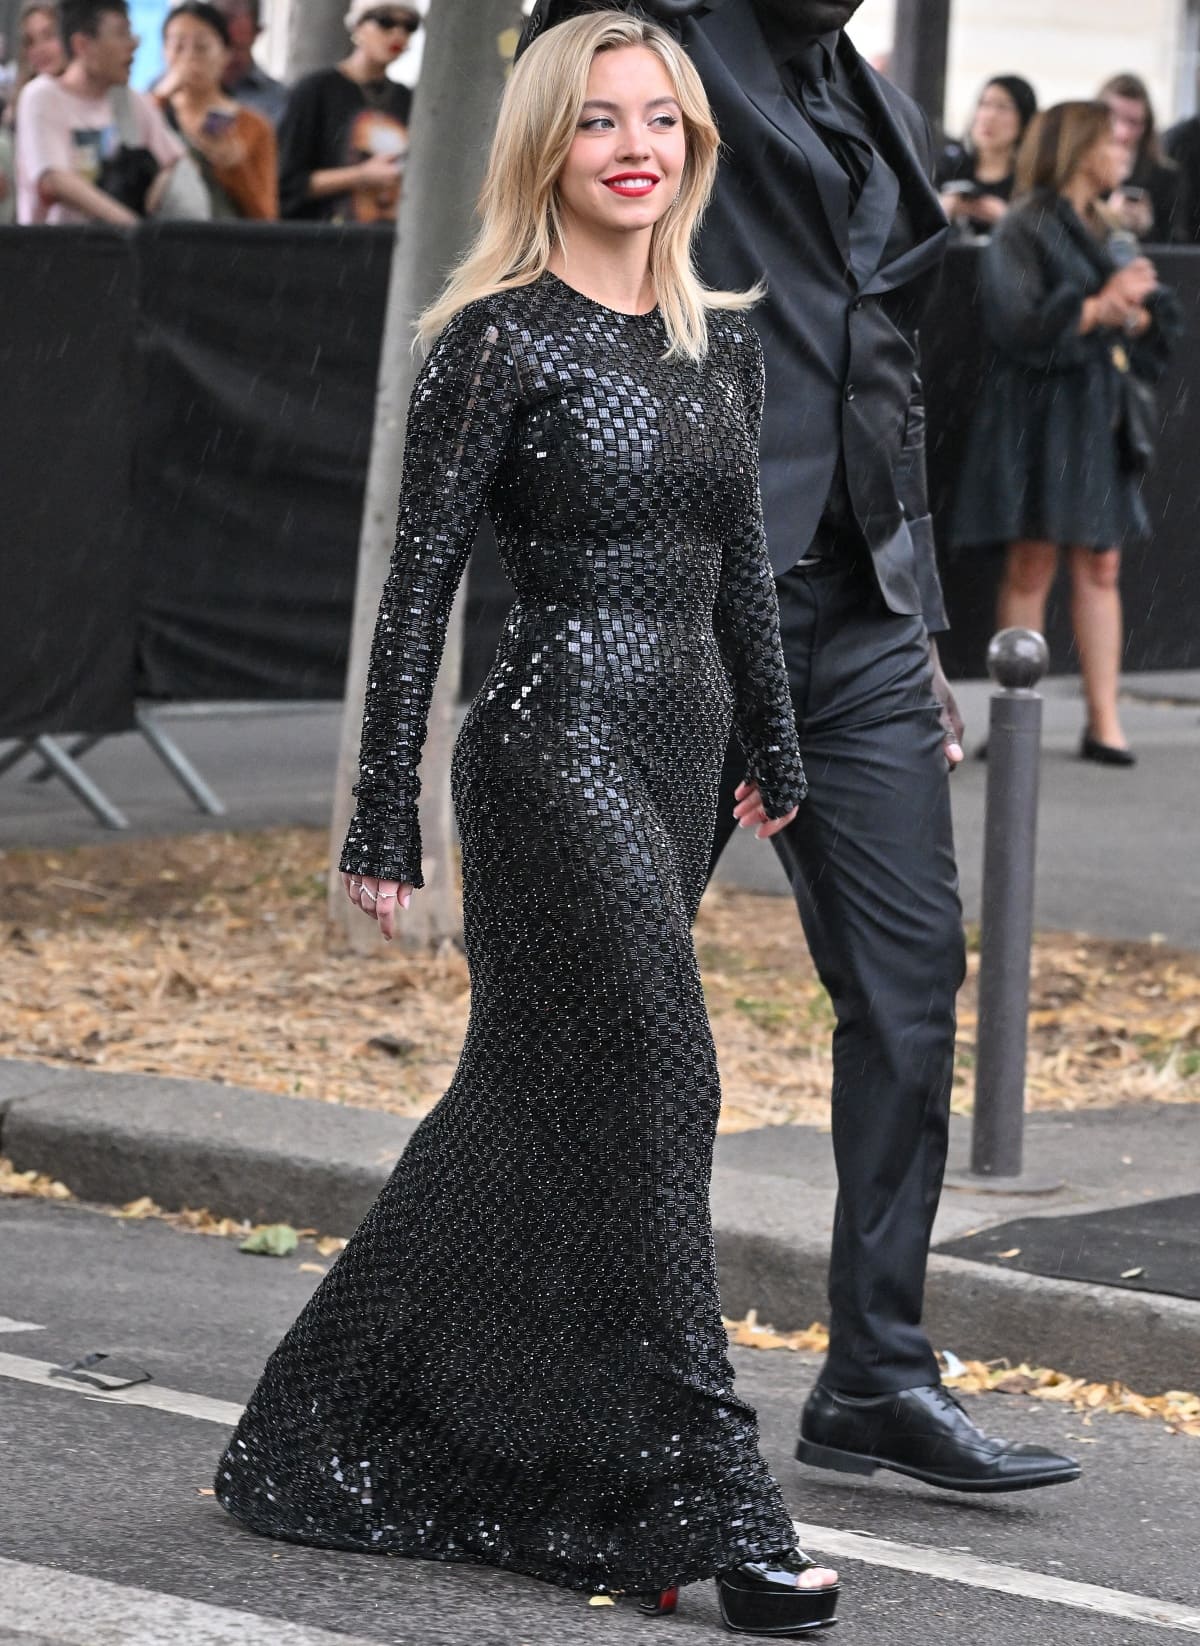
3, 674, 1198, 945
2, 1195, 1198, 1645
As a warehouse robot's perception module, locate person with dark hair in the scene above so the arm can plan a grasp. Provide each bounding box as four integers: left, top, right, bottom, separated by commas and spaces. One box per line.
208, 0, 286, 126
1164, 98, 1200, 242
953, 101, 1181, 764
156, 0, 276, 218
937, 74, 1037, 235
1100, 72, 1187, 243
276, 0, 417, 223
517, 0, 1081, 1499
15, 0, 182, 223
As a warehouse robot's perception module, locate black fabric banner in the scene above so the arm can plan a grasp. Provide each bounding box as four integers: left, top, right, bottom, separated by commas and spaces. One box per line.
0, 228, 1197, 745
0, 228, 138, 739
133, 222, 393, 702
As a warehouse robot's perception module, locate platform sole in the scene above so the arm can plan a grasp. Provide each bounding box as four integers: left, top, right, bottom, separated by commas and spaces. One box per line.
795, 1435, 1081, 1493
718, 1580, 839, 1636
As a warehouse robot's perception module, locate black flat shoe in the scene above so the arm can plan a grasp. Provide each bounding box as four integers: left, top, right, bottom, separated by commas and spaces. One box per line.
796, 1382, 1081, 1494
636, 1549, 839, 1635
1080, 733, 1136, 766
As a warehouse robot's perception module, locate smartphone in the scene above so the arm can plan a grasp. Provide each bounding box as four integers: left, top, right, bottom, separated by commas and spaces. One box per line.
201, 109, 237, 138
941, 179, 982, 199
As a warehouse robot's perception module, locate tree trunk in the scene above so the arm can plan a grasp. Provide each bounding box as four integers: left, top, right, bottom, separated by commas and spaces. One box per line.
282, 0, 349, 84
327, 0, 521, 951
890, 0, 952, 135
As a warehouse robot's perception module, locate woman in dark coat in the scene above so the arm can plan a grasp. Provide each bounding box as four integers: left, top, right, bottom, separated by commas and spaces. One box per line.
953, 101, 1180, 765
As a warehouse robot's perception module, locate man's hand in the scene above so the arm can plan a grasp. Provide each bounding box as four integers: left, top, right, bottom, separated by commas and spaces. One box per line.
929, 639, 964, 768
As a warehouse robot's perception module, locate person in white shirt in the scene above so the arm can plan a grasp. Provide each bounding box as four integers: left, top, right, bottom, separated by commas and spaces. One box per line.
16, 0, 183, 224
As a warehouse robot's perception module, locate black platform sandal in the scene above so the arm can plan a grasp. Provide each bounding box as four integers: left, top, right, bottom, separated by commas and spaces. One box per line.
717, 1549, 839, 1635
636, 1550, 838, 1635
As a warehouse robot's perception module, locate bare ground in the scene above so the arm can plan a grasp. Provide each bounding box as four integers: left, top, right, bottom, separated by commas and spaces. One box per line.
1, 828, 1196, 1132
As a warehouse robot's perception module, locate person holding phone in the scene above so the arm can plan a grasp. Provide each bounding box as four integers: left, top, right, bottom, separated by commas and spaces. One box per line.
157, 0, 277, 218
275, 0, 416, 223
937, 75, 1037, 235
1100, 72, 1187, 244
952, 102, 1181, 764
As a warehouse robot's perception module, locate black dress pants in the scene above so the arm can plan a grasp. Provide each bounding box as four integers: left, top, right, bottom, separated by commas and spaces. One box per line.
709, 550, 966, 1395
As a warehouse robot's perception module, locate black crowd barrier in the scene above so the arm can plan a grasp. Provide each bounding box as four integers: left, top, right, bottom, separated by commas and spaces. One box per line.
2, 227, 1197, 743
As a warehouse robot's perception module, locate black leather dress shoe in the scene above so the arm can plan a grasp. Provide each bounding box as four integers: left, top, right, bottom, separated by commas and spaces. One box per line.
796, 1383, 1081, 1493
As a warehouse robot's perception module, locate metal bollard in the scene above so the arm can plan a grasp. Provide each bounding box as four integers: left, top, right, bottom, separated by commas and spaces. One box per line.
953, 628, 1061, 1194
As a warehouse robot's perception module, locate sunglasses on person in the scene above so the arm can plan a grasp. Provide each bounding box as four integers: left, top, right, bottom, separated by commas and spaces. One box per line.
363, 11, 419, 29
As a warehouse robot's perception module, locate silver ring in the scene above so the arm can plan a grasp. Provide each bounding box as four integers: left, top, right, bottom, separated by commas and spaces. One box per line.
360, 885, 377, 903
375, 890, 396, 903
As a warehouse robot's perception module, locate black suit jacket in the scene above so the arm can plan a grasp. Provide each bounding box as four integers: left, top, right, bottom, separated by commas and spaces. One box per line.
518, 0, 951, 630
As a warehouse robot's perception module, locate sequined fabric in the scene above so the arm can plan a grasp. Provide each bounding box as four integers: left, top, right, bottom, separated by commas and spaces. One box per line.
215, 274, 805, 1594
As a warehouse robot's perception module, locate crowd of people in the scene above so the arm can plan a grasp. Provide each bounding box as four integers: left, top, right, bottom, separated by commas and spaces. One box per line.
0, 8, 1190, 759
7, 0, 1200, 247
0, 0, 419, 223
936, 68, 1197, 245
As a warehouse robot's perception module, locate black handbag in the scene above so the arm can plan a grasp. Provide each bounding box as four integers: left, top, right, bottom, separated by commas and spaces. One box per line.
96, 142, 159, 216
1111, 341, 1159, 473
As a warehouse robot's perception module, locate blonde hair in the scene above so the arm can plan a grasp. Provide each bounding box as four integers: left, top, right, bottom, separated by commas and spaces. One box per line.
418, 10, 757, 362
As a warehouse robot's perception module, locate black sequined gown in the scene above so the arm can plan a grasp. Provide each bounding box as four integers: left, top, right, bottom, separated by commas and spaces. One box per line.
215, 274, 806, 1594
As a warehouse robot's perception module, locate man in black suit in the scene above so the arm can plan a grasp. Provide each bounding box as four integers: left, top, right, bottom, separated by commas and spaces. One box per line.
519, 0, 1079, 1494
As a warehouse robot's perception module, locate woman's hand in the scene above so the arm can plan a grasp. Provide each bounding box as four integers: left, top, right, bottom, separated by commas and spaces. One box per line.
1087, 259, 1158, 331
733, 780, 799, 839
963, 192, 1007, 227
1110, 190, 1154, 238
195, 128, 248, 170
340, 872, 412, 941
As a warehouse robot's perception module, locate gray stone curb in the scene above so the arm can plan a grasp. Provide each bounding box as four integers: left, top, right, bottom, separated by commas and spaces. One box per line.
3, 1059, 1198, 1393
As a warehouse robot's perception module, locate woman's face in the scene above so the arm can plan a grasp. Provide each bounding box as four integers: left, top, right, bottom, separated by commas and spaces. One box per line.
163, 12, 228, 95
970, 84, 1021, 154
21, 8, 66, 77
1104, 91, 1148, 160
555, 46, 688, 244
353, 10, 416, 73
1078, 124, 1129, 196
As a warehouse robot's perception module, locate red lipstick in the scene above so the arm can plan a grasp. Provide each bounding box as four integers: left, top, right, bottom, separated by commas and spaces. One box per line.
602, 172, 661, 197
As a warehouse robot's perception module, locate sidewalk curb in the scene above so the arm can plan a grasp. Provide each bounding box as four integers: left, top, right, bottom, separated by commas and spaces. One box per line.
3, 1060, 1198, 1394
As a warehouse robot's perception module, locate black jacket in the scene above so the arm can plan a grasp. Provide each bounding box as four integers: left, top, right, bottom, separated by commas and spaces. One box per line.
1163, 117, 1200, 243
951, 195, 1180, 552
519, 0, 951, 631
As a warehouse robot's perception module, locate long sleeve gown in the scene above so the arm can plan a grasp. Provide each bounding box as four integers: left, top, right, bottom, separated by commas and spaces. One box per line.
214, 272, 807, 1595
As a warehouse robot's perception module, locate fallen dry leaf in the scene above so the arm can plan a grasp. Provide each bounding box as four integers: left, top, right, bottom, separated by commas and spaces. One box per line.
724, 1314, 1200, 1439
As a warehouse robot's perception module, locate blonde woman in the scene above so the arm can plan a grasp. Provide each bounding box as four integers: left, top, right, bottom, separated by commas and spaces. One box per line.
216, 12, 838, 1633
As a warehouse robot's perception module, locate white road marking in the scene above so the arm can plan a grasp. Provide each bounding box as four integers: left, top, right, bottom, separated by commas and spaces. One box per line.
3, 1350, 1197, 1634
0, 1351, 241, 1427
0, 1558, 383, 1646
0, 1316, 44, 1334
793, 1520, 1200, 1635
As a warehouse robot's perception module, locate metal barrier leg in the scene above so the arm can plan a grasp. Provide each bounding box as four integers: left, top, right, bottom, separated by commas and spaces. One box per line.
29, 734, 104, 783
134, 706, 227, 816
944, 629, 1062, 1196
30, 736, 129, 830
0, 740, 37, 780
